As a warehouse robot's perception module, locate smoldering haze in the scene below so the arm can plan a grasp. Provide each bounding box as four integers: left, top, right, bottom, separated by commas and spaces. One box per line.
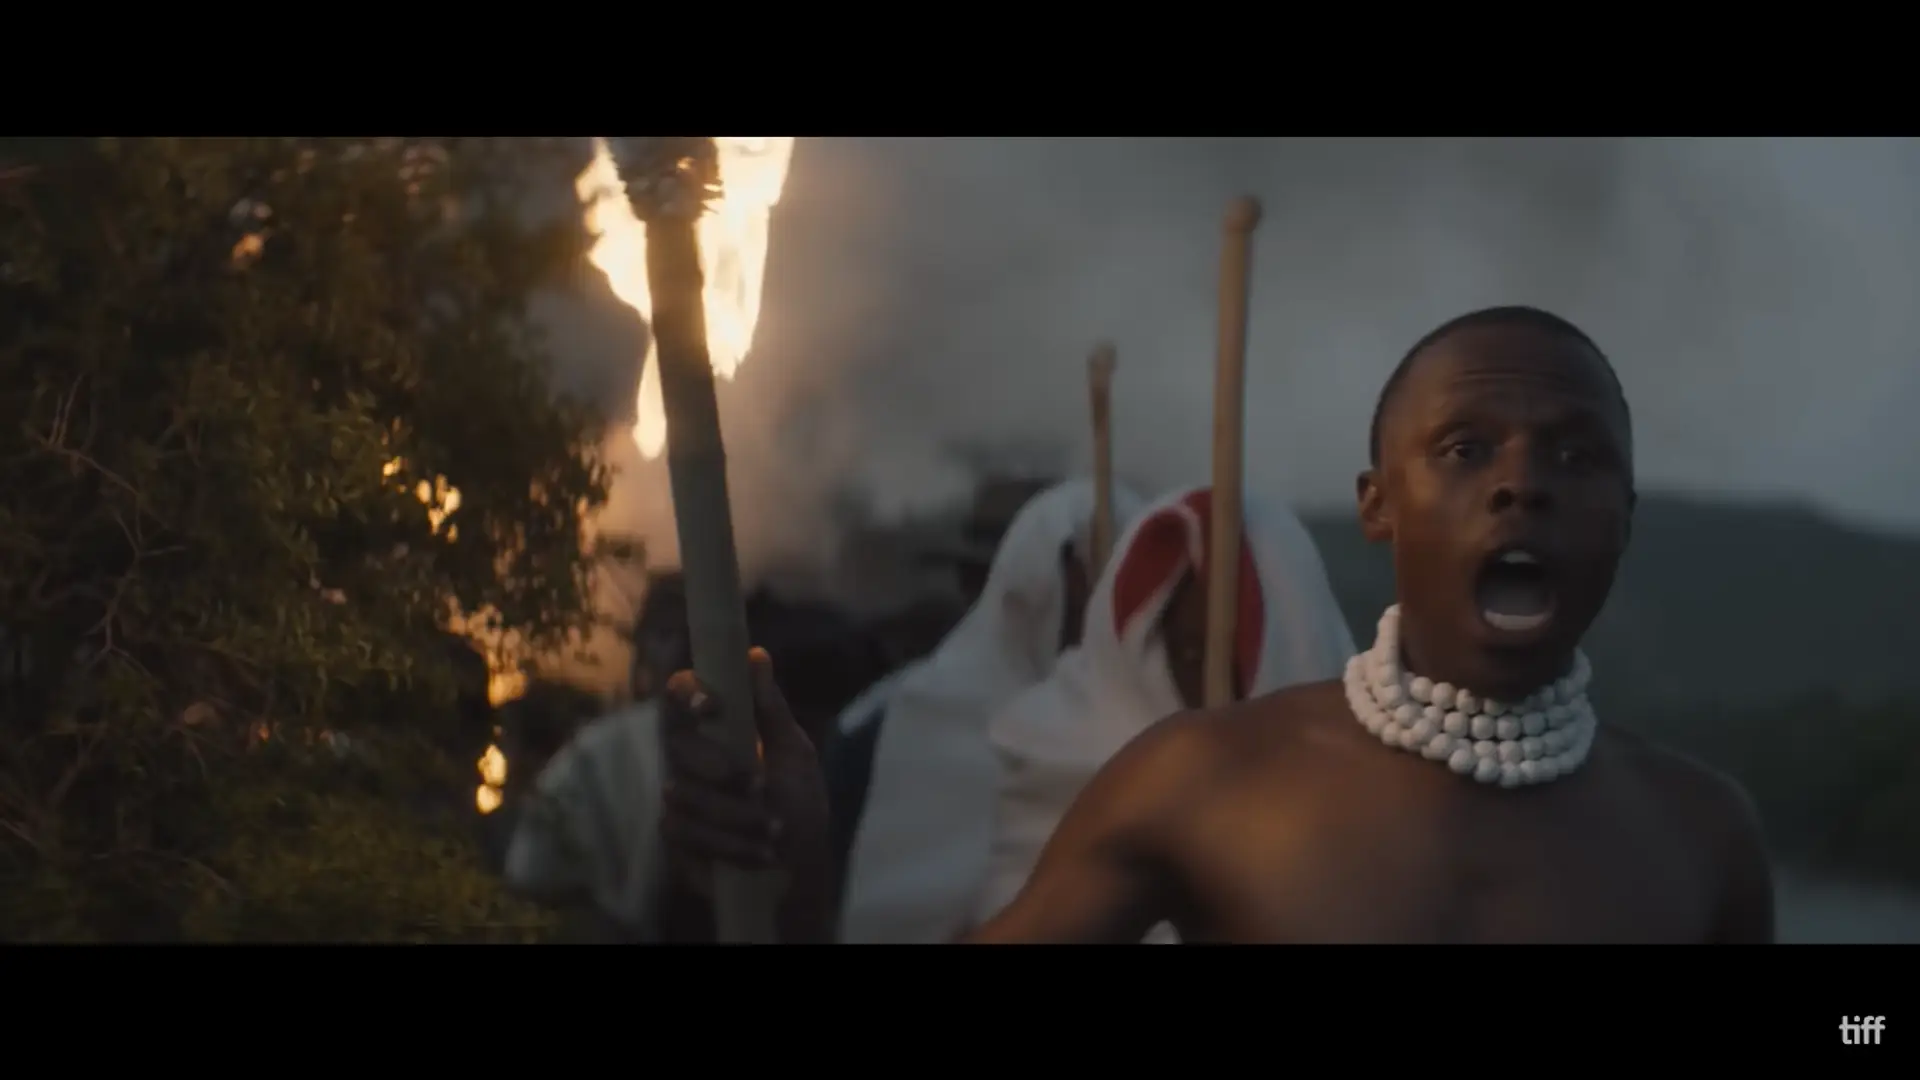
548, 136, 1920, 600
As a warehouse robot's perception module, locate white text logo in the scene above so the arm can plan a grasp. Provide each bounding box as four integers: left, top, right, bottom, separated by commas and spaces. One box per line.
1840, 1016, 1886, 1046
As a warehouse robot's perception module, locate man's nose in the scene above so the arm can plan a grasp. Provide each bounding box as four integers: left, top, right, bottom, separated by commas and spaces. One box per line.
1487, 448, 1553, 515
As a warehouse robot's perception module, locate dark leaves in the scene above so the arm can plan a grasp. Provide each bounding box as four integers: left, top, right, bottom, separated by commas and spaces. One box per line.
0, 136, 602, 941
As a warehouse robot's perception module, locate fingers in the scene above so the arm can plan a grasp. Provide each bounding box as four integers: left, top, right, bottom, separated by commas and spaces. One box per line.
662, 669, 717, 732
747, 647, 809, 752
661, 650, 811, 792
665, 781, 779, 845
661, 783, 779, 868
664, 723, 758, 789
661, 816, 774, 869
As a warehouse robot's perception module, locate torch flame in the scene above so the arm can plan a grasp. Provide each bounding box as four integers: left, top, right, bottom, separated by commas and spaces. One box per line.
576, 137, 796, 459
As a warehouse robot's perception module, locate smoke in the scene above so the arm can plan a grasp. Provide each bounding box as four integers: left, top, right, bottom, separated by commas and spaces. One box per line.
787, 137, 1920, 536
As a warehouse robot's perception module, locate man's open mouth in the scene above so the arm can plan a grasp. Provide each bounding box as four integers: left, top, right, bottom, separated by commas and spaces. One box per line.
1475, 547, 1557, 635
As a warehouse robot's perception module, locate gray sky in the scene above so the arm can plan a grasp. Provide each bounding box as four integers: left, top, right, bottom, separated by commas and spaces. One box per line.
556, 137, 1920, 576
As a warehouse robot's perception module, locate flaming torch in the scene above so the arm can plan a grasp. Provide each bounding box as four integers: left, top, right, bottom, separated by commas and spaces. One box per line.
1203, 196, 1263, 710
578, 138, 794, 460
580, 137, 793, 943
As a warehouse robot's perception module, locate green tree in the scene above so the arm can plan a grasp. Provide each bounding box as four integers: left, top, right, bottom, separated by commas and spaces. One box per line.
0, 137, 610, 940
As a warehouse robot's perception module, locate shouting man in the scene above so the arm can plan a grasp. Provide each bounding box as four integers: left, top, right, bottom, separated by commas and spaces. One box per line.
658, 306, 1776, 943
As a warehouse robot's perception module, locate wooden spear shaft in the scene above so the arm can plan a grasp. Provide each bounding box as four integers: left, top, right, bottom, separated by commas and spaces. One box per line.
645, 210, 784, 945
1087, 341, 1118, 577
1203, 196, 1264, 710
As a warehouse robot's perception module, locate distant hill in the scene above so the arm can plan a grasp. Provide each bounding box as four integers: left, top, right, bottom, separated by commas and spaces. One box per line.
1300, 493, 1920, 717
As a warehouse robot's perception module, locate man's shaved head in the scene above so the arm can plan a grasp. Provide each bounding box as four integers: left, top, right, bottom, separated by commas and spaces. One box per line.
1356, 304, 1637, 700
1369, 306, 1632, 476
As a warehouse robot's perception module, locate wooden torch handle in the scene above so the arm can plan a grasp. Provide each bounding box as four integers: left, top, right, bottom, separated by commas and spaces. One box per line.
647, 215, 784, 944
1203, 196, 1263, 710
1088, 341, 1118, 578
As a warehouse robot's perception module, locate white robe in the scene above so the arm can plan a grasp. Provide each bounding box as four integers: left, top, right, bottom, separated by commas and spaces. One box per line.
503, 700, 669, 938
973, 485, 1356, 941
839, 478, 1145, 944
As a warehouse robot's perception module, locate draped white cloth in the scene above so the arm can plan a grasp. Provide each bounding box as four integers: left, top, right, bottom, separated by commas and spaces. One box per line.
973, 485, 1356, 940
503, 700, 669, 938
838, 478, 1144, 943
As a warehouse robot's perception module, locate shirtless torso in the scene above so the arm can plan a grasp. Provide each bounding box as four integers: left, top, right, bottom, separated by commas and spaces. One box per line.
973, 680, 1772, 944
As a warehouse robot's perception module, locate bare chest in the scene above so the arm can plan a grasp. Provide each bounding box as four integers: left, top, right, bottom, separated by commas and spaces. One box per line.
1176, 757, 1717, 944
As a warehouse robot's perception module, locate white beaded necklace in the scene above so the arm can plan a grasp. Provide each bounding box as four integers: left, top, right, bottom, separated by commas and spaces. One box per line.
1342, 605, 1598, 788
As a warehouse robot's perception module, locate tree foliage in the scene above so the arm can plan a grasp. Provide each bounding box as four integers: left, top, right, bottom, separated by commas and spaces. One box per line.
0, 137, 610, 940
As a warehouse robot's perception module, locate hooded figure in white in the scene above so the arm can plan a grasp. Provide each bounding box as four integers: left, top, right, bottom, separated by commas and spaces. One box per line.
972, 485, 1356, 939
836, 477, 1144, 944
503, 694, 672, 939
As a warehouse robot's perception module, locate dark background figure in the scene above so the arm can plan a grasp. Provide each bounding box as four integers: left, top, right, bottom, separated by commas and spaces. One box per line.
863, 595, 968, 674
912, 476, 1057, 607
629, 571, 690, 704
745, 586, 892, 741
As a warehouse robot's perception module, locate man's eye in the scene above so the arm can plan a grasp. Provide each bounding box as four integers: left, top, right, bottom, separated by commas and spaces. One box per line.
1441, 440, 1487, 463
1558, 445, 1596, 468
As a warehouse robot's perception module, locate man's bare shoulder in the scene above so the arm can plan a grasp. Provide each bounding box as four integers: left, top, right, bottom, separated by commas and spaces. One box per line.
1602, 727, 1774, 941
1604, 727, 1766, 854
1071, 680, 1347, 861
1206, 679, 1353, 748
1144, 679, 1352, 782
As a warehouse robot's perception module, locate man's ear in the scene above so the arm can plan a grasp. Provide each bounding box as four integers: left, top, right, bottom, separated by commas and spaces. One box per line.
1356, 469, 1392, 544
